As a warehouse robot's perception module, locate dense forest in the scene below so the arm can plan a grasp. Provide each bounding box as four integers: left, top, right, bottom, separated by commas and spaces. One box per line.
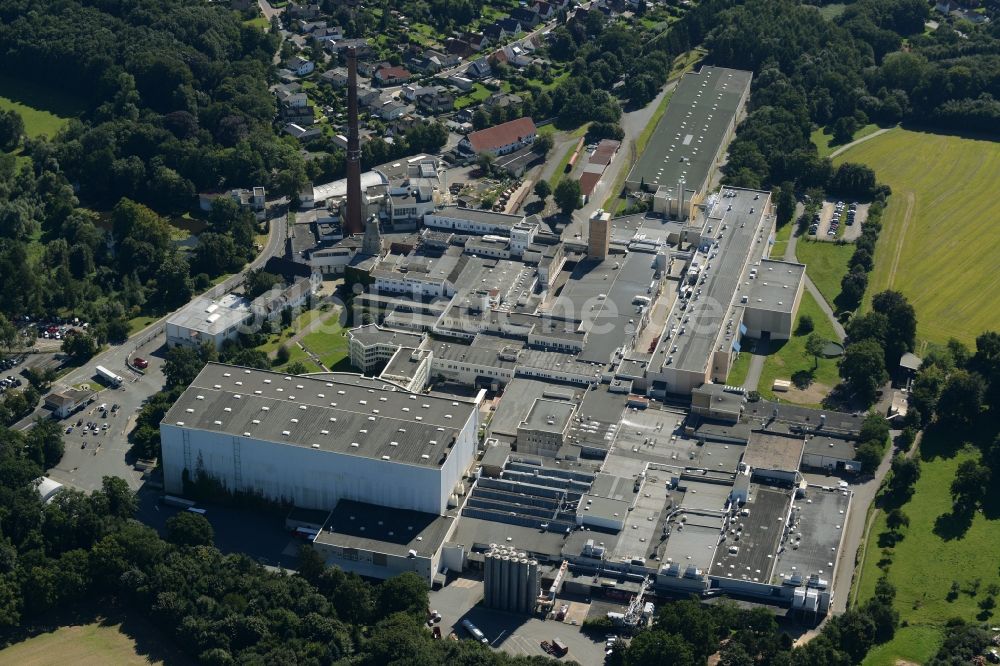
0, 0, 306, 209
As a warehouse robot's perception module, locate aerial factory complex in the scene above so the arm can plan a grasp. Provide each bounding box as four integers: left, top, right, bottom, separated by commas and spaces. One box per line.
161, 63, 861, 623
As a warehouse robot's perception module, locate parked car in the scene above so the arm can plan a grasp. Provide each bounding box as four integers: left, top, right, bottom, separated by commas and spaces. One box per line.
133, 357, 148, 369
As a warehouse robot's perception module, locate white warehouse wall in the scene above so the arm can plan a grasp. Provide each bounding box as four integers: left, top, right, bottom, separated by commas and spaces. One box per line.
161, 414, 479, 514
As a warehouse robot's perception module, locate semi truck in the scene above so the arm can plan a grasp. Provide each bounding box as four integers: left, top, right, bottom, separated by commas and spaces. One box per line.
461, 619, 488, 644
95, 365, 123, 387
161, 495, 196, 509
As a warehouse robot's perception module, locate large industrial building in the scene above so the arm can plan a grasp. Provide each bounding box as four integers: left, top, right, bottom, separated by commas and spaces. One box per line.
161, 363, 483, 515
625, 66, 752, 220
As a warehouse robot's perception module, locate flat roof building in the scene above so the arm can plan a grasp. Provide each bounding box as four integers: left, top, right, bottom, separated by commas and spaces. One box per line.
626, 66, 752, 220
160, 363, 482, 515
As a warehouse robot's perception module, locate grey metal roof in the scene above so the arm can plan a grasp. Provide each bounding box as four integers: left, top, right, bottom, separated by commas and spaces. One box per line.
652, 188, 772, 375
626, 66, 752, 193
162, 363, 477, 468
520, 398, 575, 433
746, 260, 805, 313
314, 499, 456, 556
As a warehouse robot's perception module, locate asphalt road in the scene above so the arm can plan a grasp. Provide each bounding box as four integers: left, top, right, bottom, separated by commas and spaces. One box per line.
19, 205, 287, 492
561, 81, 679, 242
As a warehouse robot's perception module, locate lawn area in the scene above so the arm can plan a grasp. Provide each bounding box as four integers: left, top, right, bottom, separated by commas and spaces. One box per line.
852, 444, 1000, 654
255, 309, 323, 354
726, 347, 752, 387
811, 123, 880, 158
127, 315, 159, 336
301, 315, 349, 369
757, 290, 841, 405
0, 619, 189, 665
835, 128, 1000, 346
243, 15, 270, 31
454, 83, 492, 110
794, 238, 855, 310
0, 74, 82, 141
770, 220, 794, 260
861, 624, 943, 666
272, 344, 323, 373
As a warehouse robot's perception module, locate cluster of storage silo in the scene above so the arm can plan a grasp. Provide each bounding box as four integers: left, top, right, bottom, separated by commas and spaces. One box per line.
483, 544, 540, 614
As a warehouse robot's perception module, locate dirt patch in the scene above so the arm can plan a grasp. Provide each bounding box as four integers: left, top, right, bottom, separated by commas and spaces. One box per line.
886, 191, 916, 289
778, 381, 832, 406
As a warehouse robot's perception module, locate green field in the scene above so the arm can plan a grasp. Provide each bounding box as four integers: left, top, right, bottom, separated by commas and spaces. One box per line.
301, 317, 349, 370
454, 84, 493, 110
810, 123, 880, 158
0, 74, 81, 141
757, 290, 841, 405
0, 620, 188, 665
725, 346, 752, 387
853, 444, 1000, 661
861, 624, 944, 666
794, 239, 855, 309
834, 128, 1000, 346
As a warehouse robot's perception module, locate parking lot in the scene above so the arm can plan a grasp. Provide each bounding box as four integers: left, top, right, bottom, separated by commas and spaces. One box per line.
428, 575, 612, 663
809, 201, 868, 241
44, 332, 169, 492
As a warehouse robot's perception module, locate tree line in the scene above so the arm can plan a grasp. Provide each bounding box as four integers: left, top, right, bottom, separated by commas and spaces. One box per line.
0, 419, 575, 664
0, 0, 306, 210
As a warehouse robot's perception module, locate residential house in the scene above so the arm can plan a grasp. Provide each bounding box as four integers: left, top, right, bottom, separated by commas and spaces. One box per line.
484, 91, 523, 109
230, 186, 267, 220
231, 0, 254, 10
278, 91, 315, 124
311, 27, 345, 48
465, 58, 492, 79
277, 90, 309, 108
416, 87, 455, 113
448, 74, 475, 91
374, 65, 412, 86
483, 24, 507, 42
445, 38, 473, 58
532, 1, 556, 21
284, 123, 323, 141
400, 84, 426, 102
321, 68, 349, 88
410, 49, 459, 74
323, 38, 371, 55
357, 86, 383, 109
332, 128, 374, 150
463, 32, 490, 52
510, 7, 540, 27
459, 116, 537, 156
497, 18, 523, 35
378, 100, 411, 120
285, 2, 321, 20
358, 59, 388, 77
295, 19, 327, 33
491, 44, 531, 67
284, 56, 315, 76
